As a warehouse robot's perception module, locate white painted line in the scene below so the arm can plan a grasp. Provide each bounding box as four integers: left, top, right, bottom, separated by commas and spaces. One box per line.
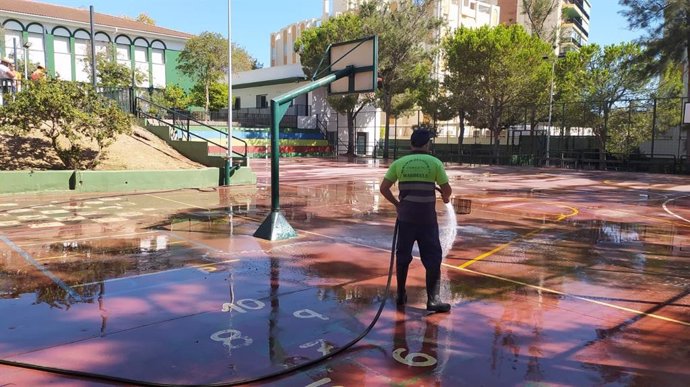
17, 215, 48, 221
0, 203, 18, 207
0, 235, 82, 302
28, 222, 65, 229
92, 217, 129, 223
662, 195, 690, 224
40, 210, 70, 215
54, 216, 87, 222
0, 221, 21, 227
7, 209, 33, 214
72, 258, 241, 288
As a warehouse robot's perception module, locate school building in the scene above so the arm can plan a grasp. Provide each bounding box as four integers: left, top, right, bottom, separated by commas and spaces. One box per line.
0, 0, 192, 89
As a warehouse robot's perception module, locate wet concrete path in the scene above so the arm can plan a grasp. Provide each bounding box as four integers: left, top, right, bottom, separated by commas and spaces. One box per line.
1, 159, 689, 386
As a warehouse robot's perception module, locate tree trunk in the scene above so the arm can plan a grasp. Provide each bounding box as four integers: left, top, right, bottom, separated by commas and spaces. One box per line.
346, 110, 355, 156
458, 109, 465, 150
382, 93, 391, 159
205, 81, 210, 114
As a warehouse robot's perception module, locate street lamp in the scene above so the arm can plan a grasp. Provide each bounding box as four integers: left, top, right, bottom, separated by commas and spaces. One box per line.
22, 41, 32, 81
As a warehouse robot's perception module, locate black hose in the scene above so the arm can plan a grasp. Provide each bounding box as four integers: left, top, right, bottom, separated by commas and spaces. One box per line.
0, 221, 400, 386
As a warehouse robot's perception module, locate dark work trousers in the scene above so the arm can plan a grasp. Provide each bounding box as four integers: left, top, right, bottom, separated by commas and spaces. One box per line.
396, 220, 442, 278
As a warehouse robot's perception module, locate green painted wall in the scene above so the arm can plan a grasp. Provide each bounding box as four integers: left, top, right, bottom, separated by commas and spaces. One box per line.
45, 34, 55, 77
165, 50, 193, 91
0, 171, 73, 194
74, 168, 219, 192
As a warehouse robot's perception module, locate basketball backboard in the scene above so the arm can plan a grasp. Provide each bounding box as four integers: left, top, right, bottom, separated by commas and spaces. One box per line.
328, 36, 378, 95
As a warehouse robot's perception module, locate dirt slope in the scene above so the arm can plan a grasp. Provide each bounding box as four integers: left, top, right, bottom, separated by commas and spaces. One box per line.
0, 126, 203, 171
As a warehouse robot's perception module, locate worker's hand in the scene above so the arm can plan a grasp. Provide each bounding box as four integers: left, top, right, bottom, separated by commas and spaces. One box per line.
442, 195, 451, 204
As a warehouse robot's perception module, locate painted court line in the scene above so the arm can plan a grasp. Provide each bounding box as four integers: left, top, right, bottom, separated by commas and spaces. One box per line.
662, 195, 690, 224
145, 193, 210, 211
299, 218, 689, 327
452, 264, 690, 327
16, 231, 158, 247
0, 235, 82, 302
459, 204, 579, 269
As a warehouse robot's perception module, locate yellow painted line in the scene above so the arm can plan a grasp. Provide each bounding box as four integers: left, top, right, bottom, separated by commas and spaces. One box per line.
459, 203, 578, 269
448, 264, 690, 327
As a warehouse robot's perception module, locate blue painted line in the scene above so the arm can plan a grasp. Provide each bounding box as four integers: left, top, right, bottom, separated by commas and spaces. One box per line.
0, 235, 83, 302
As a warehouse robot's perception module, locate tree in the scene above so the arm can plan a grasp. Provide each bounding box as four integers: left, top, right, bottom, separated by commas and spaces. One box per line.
444, 24, 553, 159
556, 43, 648, 159
178, 32, 259, 112
135, 13, 155, 25
82, 44, 145, 88
152, 84, 190, 110
359, 0, 442, 159
521, 0, 560, 42
0, 79, 131, 169
190, 81, 228, 111
620, 0, 689, 86
295, 13, 369, 156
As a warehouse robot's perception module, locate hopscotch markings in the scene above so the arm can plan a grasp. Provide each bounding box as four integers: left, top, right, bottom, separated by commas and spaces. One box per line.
99, 206, 123, 211
217, 298, 333, 354
300, 339, 334, 356
392, 348, 437, 367
100, 197, 123, 202
0, 221, 21, 227
210, 329, 253, 349
306, 378, 344, 387
0, 203, 18, 207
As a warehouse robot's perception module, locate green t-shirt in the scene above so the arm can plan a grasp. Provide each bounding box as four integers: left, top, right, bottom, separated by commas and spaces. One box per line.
384, 152, 448, 223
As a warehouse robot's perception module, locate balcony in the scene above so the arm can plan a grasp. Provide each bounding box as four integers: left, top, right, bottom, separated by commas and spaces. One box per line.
563, 0, 590, 20
562, 8, 589, 38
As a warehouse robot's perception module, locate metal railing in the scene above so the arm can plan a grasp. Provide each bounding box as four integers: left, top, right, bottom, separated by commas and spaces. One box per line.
135, 96, 248, 166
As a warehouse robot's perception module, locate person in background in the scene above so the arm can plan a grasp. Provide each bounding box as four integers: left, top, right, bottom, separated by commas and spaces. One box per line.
379, 129, 453, 313
30, 65, 47, 81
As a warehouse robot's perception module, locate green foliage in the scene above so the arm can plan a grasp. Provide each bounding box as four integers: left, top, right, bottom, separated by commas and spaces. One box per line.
0, 79, 131, 169
178, 32, 258, 112
295, 12, 369, 155
359, 0, 443, 157
619, 0, 690, 97
444, 24, 553, 155
555, 43, 648, 153
190, 82, 228, 111
151, 84, 191, 110
522, 0, 560, 42
83, 44, 145, 88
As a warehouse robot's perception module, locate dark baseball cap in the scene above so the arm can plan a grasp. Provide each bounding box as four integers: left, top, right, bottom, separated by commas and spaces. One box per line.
410, 129, 431, 147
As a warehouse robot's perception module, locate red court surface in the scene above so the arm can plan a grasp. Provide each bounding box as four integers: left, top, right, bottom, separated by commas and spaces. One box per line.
1, 158, 689, 386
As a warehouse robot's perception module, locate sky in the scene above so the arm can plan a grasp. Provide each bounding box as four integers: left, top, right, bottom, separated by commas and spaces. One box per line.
40, 0, 644, 67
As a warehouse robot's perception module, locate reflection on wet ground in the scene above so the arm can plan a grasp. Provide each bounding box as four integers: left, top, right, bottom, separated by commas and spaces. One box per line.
1, 159, 689, 386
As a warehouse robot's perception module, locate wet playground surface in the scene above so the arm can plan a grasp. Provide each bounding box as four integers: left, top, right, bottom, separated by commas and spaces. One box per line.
1, 158, 689, 386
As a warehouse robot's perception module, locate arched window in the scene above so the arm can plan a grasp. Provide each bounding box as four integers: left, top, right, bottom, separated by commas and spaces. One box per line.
26, 23, 46, 67
151, 41, 166, 88
51, 27, 72, 80
73, 29, 92, 82
114, 35, 132, 67
2, 20, 24, 61
133, 38, 150, 87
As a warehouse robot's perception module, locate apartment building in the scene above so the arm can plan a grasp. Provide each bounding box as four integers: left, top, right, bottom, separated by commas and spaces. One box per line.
270, 0, 500, 67
0, 0, 192, 88
497, 0, 591, 53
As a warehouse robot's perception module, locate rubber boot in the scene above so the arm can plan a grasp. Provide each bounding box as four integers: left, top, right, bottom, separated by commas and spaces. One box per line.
396, 265, 408, 306
426, 270, 450, 313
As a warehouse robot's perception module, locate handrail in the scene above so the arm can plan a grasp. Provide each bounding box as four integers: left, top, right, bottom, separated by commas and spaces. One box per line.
135, 96, 248, 162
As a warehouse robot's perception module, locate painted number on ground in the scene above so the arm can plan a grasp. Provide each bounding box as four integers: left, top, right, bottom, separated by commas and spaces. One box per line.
210, 328, 253, 349
393, 348, 437, 367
